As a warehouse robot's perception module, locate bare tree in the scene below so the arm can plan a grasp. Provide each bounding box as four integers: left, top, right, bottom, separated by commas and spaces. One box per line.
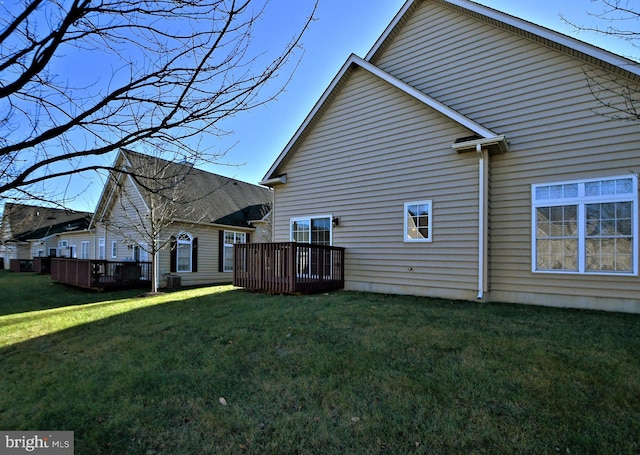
562, 0, 640, 121
0, 0, 317, 203
103, 153, 207, 293
96, 149, 271, 293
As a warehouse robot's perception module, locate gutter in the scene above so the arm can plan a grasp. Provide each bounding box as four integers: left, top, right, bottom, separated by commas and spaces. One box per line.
259, 175, 287, 187
476, 143, 489, 300
453, 135, 506, 300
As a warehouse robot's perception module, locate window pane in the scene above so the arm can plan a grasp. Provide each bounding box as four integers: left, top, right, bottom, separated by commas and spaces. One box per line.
617, 178, 633, 194
292, 220, 310, 243
223, 231, 246, 272
601, 180, 616, 195
535, 186, 550, 201
311, 218, 331, 245
586, 202, 633, 272
406, 202, 430, 240
535, 205, 578, 271
586, 178, 634, 196
616, 238, 632, 271
564, 184, 579, 198
585, 181, 599, 197
177, 242, 191, 272
550, 185, 563, 199
224, 247, 234, 272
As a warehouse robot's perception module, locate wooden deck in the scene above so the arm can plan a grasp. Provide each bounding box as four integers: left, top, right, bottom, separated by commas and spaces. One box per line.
233, 242, 345, 294
51, 258, 152, 290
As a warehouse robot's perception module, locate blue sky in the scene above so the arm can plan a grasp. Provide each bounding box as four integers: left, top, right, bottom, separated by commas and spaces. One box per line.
36, 0, 639, 211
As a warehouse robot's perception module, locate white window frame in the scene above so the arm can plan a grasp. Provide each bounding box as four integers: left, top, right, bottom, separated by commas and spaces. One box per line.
531, 175, 638, 276
138, 242, 149, 262
223, 231, 247, 272
289, 215, 333, 245
404, 200, 433, 243
80, 241, 90, 259
58, 240, 68, 248
290, 215, 333, 279
176, 232, 193, 273
111, 240, 118, 258
98, 238, 106, 260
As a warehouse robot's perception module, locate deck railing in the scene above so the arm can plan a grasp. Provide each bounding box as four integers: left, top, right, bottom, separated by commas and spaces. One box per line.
33, 257, 52, 274
233, 242, 345, 294
51, 258, 152, 290
9, 259, 33, 273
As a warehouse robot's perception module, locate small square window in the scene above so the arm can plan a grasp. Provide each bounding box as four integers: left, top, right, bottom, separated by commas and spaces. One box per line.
404, 200, 432, 242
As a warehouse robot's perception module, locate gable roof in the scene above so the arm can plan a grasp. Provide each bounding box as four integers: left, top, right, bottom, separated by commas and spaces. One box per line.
261, 54, 507, 183
367, 0, 640, 77
94, 150, 272, 229
1, 203, 91, 242
262, 0, 640, 184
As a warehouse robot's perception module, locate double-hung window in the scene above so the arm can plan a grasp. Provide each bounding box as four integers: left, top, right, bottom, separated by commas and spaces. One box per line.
177, 233, 193, 272
532, 176, 638, 275
223, 231, 247, 272
98, 238, 106, 260
80, 241, 90, 259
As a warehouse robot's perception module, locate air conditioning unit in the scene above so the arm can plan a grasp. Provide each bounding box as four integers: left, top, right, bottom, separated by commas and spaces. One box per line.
166, 275, 181, 290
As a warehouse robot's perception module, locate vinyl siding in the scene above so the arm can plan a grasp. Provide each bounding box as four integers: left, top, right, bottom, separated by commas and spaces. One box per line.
95, 177, 257, 288
54, 232, 94, 259
370, 1, 640, 310
273, 67, 482, 299
156, 223, 246, 288
99, 176, 151, 261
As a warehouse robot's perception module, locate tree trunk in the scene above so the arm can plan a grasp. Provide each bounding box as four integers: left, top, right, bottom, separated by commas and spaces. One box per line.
151, 250, 159, 293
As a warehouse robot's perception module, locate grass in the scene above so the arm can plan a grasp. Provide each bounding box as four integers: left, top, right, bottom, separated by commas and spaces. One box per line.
0, 271, 639, 454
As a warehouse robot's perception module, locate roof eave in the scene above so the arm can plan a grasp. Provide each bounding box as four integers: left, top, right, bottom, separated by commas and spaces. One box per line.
452, 135, 509, 154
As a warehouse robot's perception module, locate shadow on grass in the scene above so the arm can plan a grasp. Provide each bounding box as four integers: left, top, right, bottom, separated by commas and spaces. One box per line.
0, 270, 155, 316
0, 287, 639, 454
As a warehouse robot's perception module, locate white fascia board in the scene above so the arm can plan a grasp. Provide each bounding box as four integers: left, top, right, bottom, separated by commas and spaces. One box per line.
365, 0, 417, 61
92, 151, 151, 227
262, 55, 362, 181
262, 53, 498, 181
449, 0, 640, 76
355, 56, 498, 138
90, 150, 126, 228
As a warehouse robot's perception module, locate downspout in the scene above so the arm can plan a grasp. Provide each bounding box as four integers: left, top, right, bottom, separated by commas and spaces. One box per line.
477, 143, 489, 300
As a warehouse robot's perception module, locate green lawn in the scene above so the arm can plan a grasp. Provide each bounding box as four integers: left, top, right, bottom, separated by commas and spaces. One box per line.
1, 271, 639, 454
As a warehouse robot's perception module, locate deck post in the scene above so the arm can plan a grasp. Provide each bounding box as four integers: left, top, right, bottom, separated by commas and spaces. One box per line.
288, 243, 296, 293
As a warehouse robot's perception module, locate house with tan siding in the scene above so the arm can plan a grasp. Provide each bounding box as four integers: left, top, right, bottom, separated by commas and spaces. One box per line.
259, 0, 640, 312
0, 203, 91, 269
56, 149, 272, 289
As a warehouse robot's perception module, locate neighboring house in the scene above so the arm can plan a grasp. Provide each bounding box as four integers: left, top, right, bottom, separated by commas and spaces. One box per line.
0, 203, 91, 268
65, 149, 273, 288
259, 0, 640, 312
